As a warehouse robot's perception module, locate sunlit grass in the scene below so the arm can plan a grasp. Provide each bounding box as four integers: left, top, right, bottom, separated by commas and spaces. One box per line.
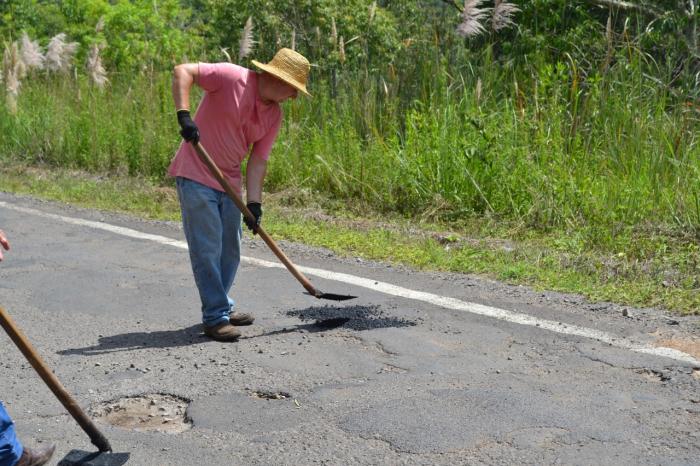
1, 165, 697, 315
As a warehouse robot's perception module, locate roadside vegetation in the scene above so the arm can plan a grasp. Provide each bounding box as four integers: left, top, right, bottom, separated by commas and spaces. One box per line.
1, 1, 699, 314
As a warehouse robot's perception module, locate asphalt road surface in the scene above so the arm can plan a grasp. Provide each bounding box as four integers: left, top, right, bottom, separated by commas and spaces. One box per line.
1, 192, 698, 466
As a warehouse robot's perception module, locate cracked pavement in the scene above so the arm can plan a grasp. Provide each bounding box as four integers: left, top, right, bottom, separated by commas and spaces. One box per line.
0, 192, 699, 465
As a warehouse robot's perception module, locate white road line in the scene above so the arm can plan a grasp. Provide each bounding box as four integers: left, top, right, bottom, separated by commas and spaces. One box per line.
2, 201, 698, 366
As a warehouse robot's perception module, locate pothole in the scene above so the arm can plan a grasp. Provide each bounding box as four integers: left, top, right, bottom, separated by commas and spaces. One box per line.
90, 393, 191, 433
378, 364, 408, 374
250, 390, 291, 400
288, 305, 417, 331
636, 369, 671, 383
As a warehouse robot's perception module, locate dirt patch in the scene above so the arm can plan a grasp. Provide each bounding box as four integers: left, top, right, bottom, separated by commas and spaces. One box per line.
250, 390, 291, 400
90, 393, 191, 433
635, 369, 670, 383
378, 364, 408, 374
655, 337, 700, 360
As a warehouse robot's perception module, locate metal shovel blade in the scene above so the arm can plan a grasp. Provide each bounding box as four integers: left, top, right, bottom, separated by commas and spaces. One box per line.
318, 292, 357, 301
58, 450, 130, 466
305, 291, 357, 301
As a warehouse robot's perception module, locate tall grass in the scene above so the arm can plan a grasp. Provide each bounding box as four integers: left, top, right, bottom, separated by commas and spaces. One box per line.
0, 72, 177, 178
273, 50, 700, 237
1, 43, 699, 241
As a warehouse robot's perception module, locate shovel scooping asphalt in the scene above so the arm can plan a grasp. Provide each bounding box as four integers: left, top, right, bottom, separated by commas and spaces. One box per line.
192, 141, 357, 301
0, 306, 129, 466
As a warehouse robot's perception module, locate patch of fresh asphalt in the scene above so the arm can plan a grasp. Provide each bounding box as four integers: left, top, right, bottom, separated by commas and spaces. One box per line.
0, 192, 699, 465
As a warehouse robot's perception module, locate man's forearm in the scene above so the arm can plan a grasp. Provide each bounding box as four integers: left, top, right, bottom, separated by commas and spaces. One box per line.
245, 157, 268, 203
172, 64, 198, 111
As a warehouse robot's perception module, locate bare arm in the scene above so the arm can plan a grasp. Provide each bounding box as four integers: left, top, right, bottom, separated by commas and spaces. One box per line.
0, 229, 9, 262
245, 157, 268, 204
172, 64, 199, 111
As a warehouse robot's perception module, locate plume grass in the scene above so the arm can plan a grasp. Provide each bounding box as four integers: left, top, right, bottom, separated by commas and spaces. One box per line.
19, 33, 44, 72
238, 16, 254, 61
491, 0, 520, 32
331, 18, 338, 48
339, 36, 346, 64
45, 33, 79, 74
86, 44, 108, 88
457, 0, 489, 38
2, 42, 23, 114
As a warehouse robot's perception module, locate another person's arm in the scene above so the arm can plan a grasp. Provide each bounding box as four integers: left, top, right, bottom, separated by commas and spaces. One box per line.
0, 229, 9, 261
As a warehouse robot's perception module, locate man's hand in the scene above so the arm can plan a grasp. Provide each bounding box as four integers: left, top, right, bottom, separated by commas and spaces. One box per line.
243, 202, 262, 235
177, 110, 199, 144
0, 229, 9, 262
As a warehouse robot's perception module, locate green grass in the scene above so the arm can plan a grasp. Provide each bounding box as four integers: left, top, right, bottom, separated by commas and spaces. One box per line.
0, 164, 180, 220
1, 163, 697, 316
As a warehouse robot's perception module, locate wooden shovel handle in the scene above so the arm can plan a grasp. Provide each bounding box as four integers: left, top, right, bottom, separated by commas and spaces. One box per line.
192, 142, 320, 297
0, 306, 112, 452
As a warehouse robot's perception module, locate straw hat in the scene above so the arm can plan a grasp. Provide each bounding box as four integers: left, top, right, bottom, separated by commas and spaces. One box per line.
252, 48, 311, 97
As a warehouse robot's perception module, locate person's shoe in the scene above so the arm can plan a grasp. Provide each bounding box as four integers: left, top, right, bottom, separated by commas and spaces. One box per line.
16, 445, 55, 466
228, 311, 255, 326
203, 322, 241, 341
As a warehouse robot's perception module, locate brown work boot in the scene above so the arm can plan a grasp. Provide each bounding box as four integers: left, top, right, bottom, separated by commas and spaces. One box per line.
203, 322, 241, 341
16, 445, 55, 466
228, 311, 255, 326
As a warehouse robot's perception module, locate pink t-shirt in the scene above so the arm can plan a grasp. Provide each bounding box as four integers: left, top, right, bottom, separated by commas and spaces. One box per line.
168, 63, 282, 193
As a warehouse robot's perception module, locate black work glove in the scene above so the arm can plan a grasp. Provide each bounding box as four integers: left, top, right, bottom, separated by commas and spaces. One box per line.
243, 202, 262, 234
177, 110, 199, 144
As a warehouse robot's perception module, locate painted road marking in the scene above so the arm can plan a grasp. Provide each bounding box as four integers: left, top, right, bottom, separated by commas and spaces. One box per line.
2, 201, 698, 366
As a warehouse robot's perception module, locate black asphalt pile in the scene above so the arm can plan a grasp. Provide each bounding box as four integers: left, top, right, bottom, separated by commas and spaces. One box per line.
287, 305, 417, 331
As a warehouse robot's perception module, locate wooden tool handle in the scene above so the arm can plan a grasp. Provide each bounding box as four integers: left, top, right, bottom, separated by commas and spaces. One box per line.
192, 142, 320, 297
0, 306, 112, 452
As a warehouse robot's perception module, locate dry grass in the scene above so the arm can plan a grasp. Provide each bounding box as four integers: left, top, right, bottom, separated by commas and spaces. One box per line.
19, 32, 44, 71
457, 0, 489, 38
239, 16, 254, 61
87, 44, 108, 88
45, 33, 78, 74
2, 41, 23, 113
456, 0, 520, 38
491, 0, 521, 32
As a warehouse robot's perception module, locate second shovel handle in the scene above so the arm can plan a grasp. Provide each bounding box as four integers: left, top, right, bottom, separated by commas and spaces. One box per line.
192, 142, 319, 297
0, 306, 112, 452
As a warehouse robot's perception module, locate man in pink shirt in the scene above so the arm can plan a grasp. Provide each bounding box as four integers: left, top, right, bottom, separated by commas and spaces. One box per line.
169, 48, 311, 341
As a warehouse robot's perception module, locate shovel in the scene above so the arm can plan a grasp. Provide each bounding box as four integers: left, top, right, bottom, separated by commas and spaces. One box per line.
192, 141, 356, 301
0, 306, 129, 465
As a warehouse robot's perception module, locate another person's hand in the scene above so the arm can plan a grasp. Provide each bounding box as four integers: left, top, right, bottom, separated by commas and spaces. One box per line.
0, 229, 9, 262
177, 110, 199, 144
243, 202, 262, 235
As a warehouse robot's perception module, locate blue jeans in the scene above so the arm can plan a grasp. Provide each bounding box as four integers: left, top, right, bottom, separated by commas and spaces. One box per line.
176, 177, 242, 327
0, 402, 22, 466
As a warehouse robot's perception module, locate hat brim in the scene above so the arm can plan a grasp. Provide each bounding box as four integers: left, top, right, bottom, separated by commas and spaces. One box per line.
252, 60, 311, 97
